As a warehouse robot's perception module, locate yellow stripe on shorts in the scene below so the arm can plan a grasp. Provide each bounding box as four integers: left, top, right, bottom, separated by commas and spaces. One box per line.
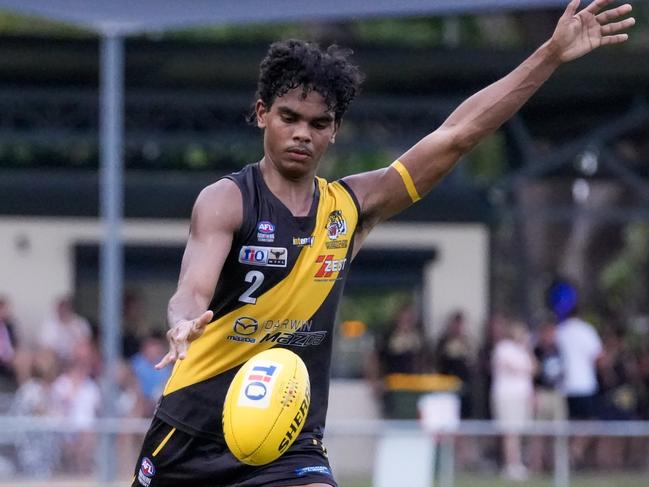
152, 427, 176, 457
391, 160, 421, 203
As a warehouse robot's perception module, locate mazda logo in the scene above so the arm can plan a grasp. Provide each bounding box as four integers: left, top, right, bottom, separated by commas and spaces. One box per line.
234, 317, 258, 336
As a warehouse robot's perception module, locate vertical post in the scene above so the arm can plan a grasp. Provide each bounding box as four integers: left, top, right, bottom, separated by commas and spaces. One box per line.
553, 433, 570, 487
98, 32, 125, 484
438, 435, 455, 487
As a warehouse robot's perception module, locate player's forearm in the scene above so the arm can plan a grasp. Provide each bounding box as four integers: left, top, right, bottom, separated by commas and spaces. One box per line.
167, 289, 211, 328
442, 40, 562, 153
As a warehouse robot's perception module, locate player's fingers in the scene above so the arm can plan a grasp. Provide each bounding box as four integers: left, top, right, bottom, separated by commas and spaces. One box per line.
600, 33, 629, 45
176, 339, 189, 360
601, 17, 635, 35
562, 0, 581, 18
596, 4, 632, 23
584, 0, 614, 15
195, 310, 214, 329
155, 351, 175, 369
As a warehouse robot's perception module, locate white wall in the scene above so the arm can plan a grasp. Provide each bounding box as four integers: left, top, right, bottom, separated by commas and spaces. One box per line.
0, 218, 488, 344
365, 222, 489, 342
0, 217, 189, 343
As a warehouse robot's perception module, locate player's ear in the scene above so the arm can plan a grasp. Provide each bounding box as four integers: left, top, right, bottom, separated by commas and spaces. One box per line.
331, 119, 342, 144
255, 100, 268, 129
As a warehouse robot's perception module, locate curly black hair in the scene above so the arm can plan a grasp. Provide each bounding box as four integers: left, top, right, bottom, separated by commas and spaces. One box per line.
248, 39, 364, 124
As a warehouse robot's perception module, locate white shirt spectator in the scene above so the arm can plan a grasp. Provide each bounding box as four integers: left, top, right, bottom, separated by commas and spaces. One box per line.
492, 338, 535, 401
556, 317, 602, 396
39, 314, 91, 362
52, 374, 101, 428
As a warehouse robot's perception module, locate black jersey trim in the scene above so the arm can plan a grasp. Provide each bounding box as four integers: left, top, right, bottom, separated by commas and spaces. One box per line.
337, 179, 363, 228
221, 174, 247, 248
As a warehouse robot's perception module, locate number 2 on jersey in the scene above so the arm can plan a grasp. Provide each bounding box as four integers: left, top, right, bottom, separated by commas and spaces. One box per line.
239, 270, 264, 304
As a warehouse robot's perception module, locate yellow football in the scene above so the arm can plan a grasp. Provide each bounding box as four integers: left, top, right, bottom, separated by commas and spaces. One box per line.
223, 348, 310, 466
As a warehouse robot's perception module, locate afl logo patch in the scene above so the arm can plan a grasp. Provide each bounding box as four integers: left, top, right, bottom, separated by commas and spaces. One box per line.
257, 221, 275, 242
138, 457, 156, 486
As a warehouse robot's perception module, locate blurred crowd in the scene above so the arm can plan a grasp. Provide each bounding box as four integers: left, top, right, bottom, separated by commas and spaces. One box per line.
366, 284, 649, 480
0, 293, 170, 476
1, 284, 649, 479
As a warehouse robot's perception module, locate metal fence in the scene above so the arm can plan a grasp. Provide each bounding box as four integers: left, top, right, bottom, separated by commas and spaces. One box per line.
0, 415, 648, 486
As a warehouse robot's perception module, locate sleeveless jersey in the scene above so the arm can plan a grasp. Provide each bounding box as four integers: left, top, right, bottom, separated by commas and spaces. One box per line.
156, 163, 361, 441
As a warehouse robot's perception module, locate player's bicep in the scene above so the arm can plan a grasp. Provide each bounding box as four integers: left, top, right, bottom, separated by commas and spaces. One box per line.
344, 128, 462, 227
343, 167, 413, 226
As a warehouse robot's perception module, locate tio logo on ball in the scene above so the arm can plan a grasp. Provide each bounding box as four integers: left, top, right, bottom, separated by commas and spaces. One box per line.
238, 362, 282, 409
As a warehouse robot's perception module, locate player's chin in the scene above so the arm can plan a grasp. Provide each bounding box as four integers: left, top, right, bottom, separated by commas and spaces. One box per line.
280, 158, 316, 179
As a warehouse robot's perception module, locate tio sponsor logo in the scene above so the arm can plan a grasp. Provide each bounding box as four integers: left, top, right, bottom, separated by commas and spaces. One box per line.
314, 255, 347, 279
257, 221, 275, 242
238, 246, 287, 267
238, 362, 281, 409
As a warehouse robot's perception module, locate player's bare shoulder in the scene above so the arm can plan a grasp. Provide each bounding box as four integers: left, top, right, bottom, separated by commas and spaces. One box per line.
191, 177, 243, 236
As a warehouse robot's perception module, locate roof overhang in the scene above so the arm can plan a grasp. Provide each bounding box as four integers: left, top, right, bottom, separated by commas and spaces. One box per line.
0, 0, 586, 36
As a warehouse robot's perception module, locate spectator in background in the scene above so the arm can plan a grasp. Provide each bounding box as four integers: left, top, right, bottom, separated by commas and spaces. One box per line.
374, 304, 430, 418
377, 304, 428, 376
491, 321, 535, 481
478, 312, 508, 419
529, 313, 566, 473
122, 290, 148, 359
436, 310, 474, 418
0, 296, 19, 391
115, 361, 148, 476
130, 331, 171, 416
51, 338, 102, 474
551, 280, 603, 467
634, 338, 649, 469
11, 348, 62, 477
595, 325, 637, 468
436, 310, 477, 469
39, 296, 92, 365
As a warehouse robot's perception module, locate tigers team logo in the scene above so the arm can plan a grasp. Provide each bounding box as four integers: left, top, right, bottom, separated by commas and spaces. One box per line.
325, 210, 346, 241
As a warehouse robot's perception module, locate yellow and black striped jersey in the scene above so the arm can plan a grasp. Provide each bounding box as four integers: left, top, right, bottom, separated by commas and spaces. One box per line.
156, 163, 361, 441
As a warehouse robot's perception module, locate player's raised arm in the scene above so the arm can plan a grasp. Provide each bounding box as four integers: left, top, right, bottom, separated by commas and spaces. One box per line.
344, 0, 634, 234
156, 178, 243, 369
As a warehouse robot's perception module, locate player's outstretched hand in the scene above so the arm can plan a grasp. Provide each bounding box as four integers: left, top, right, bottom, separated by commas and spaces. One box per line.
155, 310, 214, 369
551, 0, 634, 63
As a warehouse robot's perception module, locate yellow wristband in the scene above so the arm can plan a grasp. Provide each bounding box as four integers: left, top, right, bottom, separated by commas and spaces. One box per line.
391, 160, 421, 203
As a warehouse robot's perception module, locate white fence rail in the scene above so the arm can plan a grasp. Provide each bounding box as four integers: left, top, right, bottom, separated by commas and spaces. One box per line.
1, 416, 649, 486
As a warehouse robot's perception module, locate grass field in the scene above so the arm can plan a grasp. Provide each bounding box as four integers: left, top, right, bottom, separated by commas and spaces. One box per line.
343, 472, 649, 487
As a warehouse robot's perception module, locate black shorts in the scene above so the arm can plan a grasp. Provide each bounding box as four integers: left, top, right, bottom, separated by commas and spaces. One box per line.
566, 394, 598, 420
131, 416, 338, 487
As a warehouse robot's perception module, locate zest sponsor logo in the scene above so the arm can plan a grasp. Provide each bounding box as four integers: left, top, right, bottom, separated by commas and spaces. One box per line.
314, 254, 347, 279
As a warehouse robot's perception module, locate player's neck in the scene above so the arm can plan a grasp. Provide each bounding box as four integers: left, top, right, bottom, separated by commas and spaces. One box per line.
259, 158, 315, 217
